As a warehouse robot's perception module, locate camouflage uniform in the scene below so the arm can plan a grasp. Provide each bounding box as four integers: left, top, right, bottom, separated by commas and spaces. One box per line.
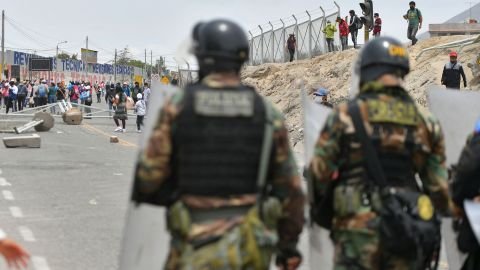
135, 75, 305, 269
310, 83, 451, 270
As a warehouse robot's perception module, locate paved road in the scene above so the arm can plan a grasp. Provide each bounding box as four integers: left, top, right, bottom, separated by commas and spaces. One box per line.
0, 113, 139, 270
0, 105, 464, 269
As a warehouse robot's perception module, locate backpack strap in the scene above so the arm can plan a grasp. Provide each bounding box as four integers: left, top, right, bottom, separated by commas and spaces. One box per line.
348, 101, 387, 187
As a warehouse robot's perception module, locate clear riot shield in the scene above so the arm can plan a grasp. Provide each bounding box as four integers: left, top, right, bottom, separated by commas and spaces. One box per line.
427, 86, 480, 270
464, 200, 480, 245
118, 80, 179, 270
301, 89, 334, 270
427, 86, 480, 166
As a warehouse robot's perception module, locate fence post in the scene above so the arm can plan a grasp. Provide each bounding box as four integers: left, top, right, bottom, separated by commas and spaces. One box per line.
269, 21, 275, 63
292, 15, 298, 60
259, 25, 264, 64
184, 59, 192, 83
248, 31, 254, 65
306, 10, 312, 58
280, 19, 286, 62
334, 1, 341, 51
320, 6, 327, 54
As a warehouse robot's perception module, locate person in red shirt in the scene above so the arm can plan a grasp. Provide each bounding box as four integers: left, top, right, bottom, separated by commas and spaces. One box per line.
336, 16, 349, 50
373, 13, 382, 37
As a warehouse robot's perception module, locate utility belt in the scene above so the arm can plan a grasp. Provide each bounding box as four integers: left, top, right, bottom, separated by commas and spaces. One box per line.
166, 197, 282, 270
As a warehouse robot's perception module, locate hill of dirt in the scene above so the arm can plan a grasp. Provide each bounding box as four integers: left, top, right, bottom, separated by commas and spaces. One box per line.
242, 35, 480, 146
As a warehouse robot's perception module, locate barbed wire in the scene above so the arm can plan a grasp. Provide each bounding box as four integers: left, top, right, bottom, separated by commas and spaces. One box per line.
247, 5, 339, 37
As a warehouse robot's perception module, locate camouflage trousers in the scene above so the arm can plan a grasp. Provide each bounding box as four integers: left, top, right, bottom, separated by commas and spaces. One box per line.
164, 207, 278, 270
332, 229, 416, 270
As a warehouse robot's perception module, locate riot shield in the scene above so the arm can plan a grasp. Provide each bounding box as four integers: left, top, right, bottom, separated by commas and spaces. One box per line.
464, 200, 480, 245
301, 89, 334, 270
427, 86, 480, 269
118, 80, 178, 270
427, 86, 480, 166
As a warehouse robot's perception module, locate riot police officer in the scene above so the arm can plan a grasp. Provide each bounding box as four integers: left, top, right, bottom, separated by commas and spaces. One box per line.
451, 120, 480, 270
309, 36, 452, 269
133, 19, 305, 269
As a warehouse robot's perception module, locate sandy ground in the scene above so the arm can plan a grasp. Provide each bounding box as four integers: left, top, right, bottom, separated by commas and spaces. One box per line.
242, 35, 480, 146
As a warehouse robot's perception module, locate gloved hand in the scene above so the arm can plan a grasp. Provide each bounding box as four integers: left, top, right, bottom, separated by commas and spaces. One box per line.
464, 83, 467, 88
275, 248, 302, 270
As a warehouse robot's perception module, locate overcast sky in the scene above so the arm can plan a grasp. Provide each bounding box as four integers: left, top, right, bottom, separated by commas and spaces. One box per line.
1, 0, 474, 68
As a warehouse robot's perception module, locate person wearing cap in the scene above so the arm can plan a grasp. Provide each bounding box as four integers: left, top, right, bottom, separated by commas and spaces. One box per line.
441, 51, 467, 89
373, 13, 382, 37
286, 33, 297, 62
323, 20, 337, 53
313, 88, 333, 108
403, 1, 423, 45
337, 16, 349, 51
134, 93, 146, 133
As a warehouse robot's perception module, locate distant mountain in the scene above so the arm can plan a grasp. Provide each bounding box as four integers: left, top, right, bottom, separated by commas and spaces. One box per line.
418, 2, 480, 40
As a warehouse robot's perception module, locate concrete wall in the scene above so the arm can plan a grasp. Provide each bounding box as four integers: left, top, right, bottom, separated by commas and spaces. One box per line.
3, 50, 144, 83
429, 23, 480, 36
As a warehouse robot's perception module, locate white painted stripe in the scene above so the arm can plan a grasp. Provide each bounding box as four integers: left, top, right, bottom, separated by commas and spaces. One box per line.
32, 256, 51, 270
2, 190, 14, 201
9, 206, 23, 218
18, 226, 36, 242
0, 177, 11, 186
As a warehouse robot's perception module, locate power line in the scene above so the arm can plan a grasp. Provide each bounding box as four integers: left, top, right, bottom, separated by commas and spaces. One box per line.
5, 18, 53, 49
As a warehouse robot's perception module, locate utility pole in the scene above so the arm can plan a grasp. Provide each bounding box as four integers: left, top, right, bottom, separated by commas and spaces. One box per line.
85, 36, 89, 82
1, 10, 5, 81
144, 49, 147, 80
150, 50, 153, 80
466, 2, 474, 21
114, 48, 117, 82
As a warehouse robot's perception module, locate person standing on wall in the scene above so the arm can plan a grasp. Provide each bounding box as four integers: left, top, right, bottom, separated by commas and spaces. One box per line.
337, 16, 349, 51
403, 1, 423, 46
323, 20, 337, 53
287, 34, 297, 62
349, 10, 361, 49
373, 13, 382, 37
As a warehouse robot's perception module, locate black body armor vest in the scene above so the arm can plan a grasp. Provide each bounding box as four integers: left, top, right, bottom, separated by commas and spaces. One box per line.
172, 84, 266, 197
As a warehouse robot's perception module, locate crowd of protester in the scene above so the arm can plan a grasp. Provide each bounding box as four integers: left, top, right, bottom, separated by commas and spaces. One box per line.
1, 78, 152, 133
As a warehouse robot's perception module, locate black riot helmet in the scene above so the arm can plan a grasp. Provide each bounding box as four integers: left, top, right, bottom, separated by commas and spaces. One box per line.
193, 19, 249, 75
357, 36, 410, 85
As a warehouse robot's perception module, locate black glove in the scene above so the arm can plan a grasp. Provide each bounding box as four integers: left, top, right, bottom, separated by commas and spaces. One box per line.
464, 83, 467, 88
275, 248, 302, 269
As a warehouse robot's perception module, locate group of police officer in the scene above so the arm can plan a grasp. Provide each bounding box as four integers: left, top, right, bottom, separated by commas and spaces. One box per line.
132, 19, 479, 270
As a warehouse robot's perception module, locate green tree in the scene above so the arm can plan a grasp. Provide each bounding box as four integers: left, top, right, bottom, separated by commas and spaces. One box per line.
57, 53, 70, 60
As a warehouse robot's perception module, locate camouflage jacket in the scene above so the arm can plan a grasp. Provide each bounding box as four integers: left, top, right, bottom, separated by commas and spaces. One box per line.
135, 75, 305, 250
310, 84, 451, 231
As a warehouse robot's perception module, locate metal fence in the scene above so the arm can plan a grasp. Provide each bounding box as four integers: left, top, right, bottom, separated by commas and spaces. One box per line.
178, 69, 199, 88
248, 2, 341, 66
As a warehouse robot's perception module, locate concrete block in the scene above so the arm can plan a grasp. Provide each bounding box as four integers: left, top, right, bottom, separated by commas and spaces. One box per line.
3, 134, 41, 148
63, 108, 83, 125
110, 136, 119, 143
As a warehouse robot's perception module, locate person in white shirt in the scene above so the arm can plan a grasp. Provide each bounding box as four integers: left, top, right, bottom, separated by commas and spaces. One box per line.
142, 82, 151, 109
134, 93, 146, 133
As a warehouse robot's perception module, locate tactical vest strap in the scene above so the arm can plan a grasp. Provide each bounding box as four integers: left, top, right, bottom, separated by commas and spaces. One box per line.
257, 98, 274, 194
190, 205, 252, 223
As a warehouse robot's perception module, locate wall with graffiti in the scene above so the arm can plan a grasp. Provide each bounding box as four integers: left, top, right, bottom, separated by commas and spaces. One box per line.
3, 50, 144, 83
